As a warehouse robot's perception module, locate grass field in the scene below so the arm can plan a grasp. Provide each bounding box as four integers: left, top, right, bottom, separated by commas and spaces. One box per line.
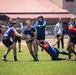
0, 40, 76, 75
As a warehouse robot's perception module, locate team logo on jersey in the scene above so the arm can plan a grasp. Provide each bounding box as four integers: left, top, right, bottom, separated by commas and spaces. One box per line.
31, 31, 34, 33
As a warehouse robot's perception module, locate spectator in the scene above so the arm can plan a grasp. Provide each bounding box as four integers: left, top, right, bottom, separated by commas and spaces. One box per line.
35, 16, 46, 51
54, 18, 64, 51
30, 18, 36, 26
68, 17, 76, 27
7, 18, 13, 28
0, 20, 2, 41
13, 17, 23, 52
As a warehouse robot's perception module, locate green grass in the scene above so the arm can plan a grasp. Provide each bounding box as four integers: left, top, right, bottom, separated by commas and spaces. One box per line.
0, 44, 76, 75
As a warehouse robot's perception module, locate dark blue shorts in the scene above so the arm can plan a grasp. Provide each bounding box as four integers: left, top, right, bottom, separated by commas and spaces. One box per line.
37, 34, 45, 40
70, 37, 76, 44
2, 37, 13, 47
13, 36, 21, 42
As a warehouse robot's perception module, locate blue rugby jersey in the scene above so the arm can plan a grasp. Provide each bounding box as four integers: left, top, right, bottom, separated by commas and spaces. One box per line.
43, 42, 59, 58
22, 26, 36, 38
63, 26, 76, 38
3, 27, 14, 39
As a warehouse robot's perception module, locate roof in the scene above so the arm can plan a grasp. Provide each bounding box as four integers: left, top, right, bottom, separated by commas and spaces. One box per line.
6, 13, 76, 19
0, 0, 76, 19
0, 0, 68, 13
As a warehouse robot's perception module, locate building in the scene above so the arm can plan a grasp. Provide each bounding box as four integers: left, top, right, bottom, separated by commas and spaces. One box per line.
0, 0, 76, 24
51, 0, 76, 15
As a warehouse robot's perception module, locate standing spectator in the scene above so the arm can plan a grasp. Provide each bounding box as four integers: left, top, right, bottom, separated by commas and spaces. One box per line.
2, 21, 8, 36
22, 20, 38, 61
30, 18, 36, 26
68, 17, 76, 27
7, 18, 13, 28
35, 16, 46, 51
54, 18, 64, 50
0, 20, 2, 41
13, 17, 23, 52
2, 21, 23, 61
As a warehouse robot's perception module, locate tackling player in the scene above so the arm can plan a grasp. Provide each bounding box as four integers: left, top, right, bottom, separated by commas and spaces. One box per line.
37, 40, 69, 60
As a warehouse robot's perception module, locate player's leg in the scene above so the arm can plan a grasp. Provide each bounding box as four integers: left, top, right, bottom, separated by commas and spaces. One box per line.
18, 37, 21, 52
10, 43, 18, 61
67, 38, 76, 60
32, 39, 39, 61
59, 51, 69, 55
2, 47, 11, 61
2, 38, 14, 61
26, 42, 36, 61
57, 35, 60, 49
57, 58, 66, 60
61, 36, 64, 50
67, 42, 74, 60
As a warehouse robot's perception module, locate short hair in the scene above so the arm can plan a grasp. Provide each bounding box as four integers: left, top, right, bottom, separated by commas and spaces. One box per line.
38, 16, 43, 19
62, 21, 68, 25
12, 21, 17, 26
16, 17, 20, 19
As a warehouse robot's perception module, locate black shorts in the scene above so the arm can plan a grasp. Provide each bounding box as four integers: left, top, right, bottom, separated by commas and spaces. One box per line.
70, 37, 76, 44
0, 30, 1, 33
2, 37, 13, 47
13, 36, 21, 42
37, 34, 45, 40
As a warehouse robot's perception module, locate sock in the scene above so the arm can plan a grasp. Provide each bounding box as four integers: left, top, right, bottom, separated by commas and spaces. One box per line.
32, 55, 36, 59
62, 51, 69, 55
4, 55, 6, 58
41, 48, 43, 51
57, 58, 66, 60
14, 56, 17, 60
35, 54, 38, 58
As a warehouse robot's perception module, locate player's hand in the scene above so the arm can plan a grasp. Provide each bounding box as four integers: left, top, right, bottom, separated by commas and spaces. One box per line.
52, 43, 57, 47
26, 38, 31, 42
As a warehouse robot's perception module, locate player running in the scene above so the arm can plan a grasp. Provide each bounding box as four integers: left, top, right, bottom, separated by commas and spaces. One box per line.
21, 20, 38, 61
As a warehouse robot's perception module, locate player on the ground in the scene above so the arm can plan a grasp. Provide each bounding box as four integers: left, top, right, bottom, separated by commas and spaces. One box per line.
37, 40, 69, 60
2, 21, 23, 62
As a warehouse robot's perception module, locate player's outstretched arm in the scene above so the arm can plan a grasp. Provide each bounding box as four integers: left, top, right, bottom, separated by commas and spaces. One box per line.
53, 34, 64, 46
36, 40, 44, 48
13, 29, 23, 38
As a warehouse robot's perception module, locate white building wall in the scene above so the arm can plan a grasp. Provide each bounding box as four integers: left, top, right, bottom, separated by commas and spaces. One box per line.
51, 0, 64, 8
51, 0, 76, 15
